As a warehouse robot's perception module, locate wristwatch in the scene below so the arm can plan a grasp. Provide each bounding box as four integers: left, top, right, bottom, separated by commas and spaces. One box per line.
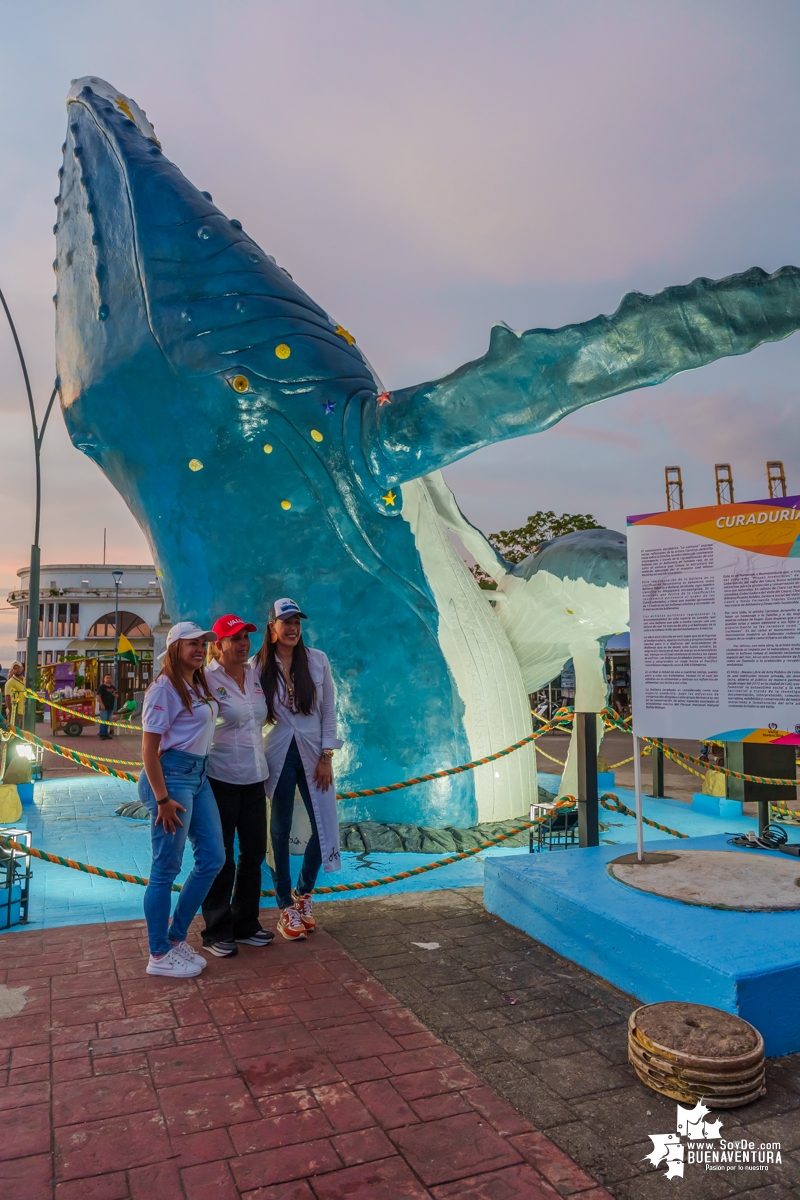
320, 749, 334, 759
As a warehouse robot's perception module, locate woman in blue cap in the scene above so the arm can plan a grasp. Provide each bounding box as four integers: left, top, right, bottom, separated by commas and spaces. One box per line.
255, 599, 342, 940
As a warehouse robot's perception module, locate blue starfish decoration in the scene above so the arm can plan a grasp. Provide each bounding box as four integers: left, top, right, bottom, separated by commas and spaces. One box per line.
324, 401, 336, 415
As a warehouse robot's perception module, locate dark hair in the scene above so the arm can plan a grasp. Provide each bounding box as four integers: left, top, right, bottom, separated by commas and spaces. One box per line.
255, 626, 315, 724
155, 641, 214, 714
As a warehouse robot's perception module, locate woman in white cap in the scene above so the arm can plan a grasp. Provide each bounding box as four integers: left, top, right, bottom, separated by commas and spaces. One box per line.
139, 621, 225, 977
200, 613, 272, 958
254, 599, 342, 940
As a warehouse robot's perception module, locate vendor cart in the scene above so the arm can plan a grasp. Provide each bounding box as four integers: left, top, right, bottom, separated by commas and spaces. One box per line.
50, 697, 96, 737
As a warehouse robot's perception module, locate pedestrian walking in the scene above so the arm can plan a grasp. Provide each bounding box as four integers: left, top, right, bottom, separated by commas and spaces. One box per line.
201, 614, 273, 958
138, 622, 225, 978
97, 674, 118, 739
254, 598, 342, 941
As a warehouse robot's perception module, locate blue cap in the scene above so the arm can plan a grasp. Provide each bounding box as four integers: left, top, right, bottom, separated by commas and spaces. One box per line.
269, 598, 307, 622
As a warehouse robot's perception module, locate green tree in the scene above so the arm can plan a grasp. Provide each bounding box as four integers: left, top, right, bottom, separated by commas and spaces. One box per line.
489, 510, 603, 563
470, 510, 604, 586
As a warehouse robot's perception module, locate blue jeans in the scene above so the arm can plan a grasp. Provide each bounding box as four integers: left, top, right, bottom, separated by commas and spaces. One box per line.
99, 707, 114, 738
139, 749, 225, 956
270, 738, 322, 908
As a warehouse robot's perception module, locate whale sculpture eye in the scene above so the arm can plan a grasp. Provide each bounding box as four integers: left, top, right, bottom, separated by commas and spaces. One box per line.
230, 375, 250, 393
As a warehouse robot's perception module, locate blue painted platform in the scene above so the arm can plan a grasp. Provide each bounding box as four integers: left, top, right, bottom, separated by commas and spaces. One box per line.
0, 776, 499, 933
484, 835, 800, 1057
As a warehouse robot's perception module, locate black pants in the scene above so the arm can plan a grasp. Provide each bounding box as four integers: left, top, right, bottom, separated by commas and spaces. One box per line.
201, 778, 267, 943
270, 738, 322, 908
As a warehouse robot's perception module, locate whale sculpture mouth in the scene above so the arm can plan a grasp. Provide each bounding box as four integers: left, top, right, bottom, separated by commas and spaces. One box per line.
56, 76, 377, 430
67, 77, 159, 145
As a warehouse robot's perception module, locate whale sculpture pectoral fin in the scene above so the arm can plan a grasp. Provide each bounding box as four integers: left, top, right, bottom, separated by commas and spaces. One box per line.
363, 266, 800, 485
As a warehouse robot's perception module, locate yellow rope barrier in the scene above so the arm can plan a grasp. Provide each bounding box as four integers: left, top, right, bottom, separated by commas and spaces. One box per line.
0, 797, 581, 898
22, 687, 144, 732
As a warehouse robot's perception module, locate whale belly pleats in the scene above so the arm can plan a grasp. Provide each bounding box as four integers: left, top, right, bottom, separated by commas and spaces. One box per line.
402, 477, 536, 823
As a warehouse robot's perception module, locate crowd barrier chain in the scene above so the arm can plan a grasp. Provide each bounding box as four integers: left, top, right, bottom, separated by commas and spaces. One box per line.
0, 712, 563, 798
0, 796, 580, 898
13, 787, 796, 898
599, 794, 688, 839
600, 710, 799, 788
1, 721, 140, 783
8, 701, 797, 795
21, 687, 144, 732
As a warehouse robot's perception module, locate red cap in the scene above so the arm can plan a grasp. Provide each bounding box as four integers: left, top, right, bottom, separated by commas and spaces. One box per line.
212, 614, 258, 639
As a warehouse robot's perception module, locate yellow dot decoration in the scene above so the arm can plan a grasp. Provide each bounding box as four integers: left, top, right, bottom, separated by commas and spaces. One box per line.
263, 443, 273, 454
231, 375, 250, 393
188, 459, 203, 472
310, 430, 323, 443
275, 343, 291, 359
280, 499, 291, 510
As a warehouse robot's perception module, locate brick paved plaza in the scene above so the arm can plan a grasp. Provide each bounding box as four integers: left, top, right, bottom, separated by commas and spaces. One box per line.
1, 885, 798, 1199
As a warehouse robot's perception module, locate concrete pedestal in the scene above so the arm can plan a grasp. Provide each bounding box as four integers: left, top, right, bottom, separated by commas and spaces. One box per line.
484, 835, 800, 1056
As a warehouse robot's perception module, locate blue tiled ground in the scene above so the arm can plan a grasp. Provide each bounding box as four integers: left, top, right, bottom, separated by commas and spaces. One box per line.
0, 772, 765, 933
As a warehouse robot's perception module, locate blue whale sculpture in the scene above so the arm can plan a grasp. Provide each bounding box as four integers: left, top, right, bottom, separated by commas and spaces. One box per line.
55, 78, 800, 827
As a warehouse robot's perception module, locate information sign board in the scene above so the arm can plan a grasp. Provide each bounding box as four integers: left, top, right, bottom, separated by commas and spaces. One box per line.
627, 496, 800, 740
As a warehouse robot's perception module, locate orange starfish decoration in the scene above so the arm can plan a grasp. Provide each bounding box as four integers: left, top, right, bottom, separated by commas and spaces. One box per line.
376, 392, 391, 406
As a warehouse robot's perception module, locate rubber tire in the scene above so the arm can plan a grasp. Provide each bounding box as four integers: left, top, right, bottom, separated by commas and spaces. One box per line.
64, 722, 83, 737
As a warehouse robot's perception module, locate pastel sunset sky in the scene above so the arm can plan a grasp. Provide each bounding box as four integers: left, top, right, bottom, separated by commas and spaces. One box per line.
1, 0, 799, 658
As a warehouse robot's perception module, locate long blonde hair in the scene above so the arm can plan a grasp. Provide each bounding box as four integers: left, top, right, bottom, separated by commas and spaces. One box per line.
156, 642, 214, 713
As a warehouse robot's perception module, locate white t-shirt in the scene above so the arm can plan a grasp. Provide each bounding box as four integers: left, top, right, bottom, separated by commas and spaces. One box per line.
206, 660, 269, 786
141, 675, 218, 757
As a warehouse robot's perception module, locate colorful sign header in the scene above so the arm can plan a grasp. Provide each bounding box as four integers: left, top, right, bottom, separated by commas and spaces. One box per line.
628, 495, 800, 558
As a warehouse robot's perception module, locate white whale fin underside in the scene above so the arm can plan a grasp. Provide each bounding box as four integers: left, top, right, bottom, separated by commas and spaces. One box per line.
401, 473, 536, 824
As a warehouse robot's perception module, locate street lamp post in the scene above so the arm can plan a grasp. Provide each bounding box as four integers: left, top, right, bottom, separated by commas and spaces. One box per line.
112, 571, 124, 689
0, 284, 58, 733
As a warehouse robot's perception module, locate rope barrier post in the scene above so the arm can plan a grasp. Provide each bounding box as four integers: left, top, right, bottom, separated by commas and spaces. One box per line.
726, 739, 796, 836
651, 738, 665, 798
576, 712, 599, 848
631, 726, 645, 863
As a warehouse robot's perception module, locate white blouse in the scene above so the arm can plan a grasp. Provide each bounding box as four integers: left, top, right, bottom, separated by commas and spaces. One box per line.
142, 675, 218, 757
206, 660, 269, 785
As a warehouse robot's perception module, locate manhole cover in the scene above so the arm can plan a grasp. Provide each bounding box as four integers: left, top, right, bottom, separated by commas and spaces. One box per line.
609, 849, 800, 911
629, 1002, 765, 1107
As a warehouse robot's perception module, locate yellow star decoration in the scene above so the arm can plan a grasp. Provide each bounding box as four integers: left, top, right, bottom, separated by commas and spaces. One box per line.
334, 324, 356, 346
382, 490, 397, 507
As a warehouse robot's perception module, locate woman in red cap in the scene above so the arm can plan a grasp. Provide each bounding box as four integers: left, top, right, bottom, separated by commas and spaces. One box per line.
200, 614, 271, 957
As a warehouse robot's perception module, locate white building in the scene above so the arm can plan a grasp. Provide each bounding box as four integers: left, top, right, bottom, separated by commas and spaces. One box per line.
8, 564, 170, 698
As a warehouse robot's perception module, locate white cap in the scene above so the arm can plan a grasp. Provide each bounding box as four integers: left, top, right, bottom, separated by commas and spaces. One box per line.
157, 621, 217, 661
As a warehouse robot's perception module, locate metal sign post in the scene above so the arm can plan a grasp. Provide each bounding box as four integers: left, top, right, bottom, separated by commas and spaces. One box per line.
631, 726, 645, 862
576, 712, 599, 848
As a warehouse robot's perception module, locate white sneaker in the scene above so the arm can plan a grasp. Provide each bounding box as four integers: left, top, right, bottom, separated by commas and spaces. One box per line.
146, 946, 203, 977
170, 940, 207, 969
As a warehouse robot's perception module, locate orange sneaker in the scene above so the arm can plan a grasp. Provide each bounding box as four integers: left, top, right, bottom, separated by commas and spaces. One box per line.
278, 905, 307, 941
292, 890, 316, 931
